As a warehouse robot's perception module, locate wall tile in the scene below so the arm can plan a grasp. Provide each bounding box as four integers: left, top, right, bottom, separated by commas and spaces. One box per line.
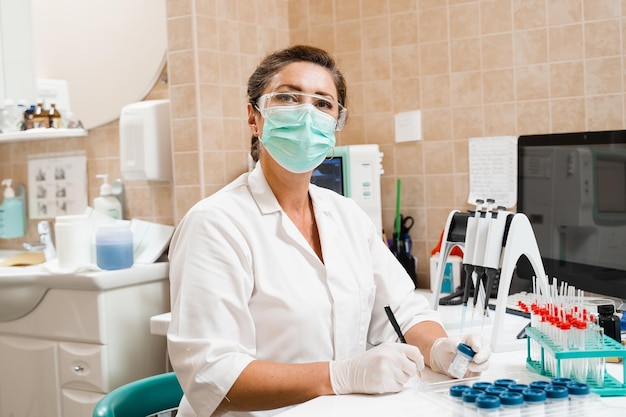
583, 0, 621, 20
513, 0, 547, 30
482, 69, 515, 104
390, 12, 418, 46
584, 20, 621, 58
517, 100, 550, 134
167, 16, 194, 51
449, 3, 479, 38
451, 38, 481, 72
549, 24, 583, 61
480, 0, 513, 35
516, 64, 549, 100
515, 29, 548, 65
423, 141, 454, 175
586, 94, 623, 130
547, 0, 582, 25
418, 7, 448, 42
481, 34, 514, 69
550, 61, 585, 98
450, 71, 482, 107
420, 41, 449, 75
550, 98, 586, 132
585, 57, 622, 94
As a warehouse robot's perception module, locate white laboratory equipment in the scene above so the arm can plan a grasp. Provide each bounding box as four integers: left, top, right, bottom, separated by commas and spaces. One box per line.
432, 207, 546, 352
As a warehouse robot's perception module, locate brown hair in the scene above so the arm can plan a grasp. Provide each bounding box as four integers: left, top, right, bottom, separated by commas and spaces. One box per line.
247, 45, 348, 162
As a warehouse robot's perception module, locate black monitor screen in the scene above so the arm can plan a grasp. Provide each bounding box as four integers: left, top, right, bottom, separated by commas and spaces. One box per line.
311, 157, 344, 195
517, 130, 626, 300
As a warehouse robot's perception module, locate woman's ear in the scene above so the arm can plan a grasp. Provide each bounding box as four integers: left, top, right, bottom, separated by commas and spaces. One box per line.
247, 103, 260, 137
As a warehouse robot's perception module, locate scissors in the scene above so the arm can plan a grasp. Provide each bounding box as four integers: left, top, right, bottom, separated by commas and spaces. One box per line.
400, 215, 414, 236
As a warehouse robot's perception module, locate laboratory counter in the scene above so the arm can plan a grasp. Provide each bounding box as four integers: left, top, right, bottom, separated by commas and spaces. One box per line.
150, 290, 626, 416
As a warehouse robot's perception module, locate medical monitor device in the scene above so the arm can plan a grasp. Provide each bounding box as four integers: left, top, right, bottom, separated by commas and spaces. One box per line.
311, 144, 383, 236
517, 130, 626, 304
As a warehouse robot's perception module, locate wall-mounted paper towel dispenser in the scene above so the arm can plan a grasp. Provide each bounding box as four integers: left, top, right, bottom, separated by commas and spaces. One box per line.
120, 99, 172, 181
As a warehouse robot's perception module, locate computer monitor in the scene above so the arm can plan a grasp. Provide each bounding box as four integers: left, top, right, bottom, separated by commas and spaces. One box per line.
517, 130, 626, 304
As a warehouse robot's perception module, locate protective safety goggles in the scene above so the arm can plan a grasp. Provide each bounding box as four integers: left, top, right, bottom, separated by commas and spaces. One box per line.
256, 91, 348, 131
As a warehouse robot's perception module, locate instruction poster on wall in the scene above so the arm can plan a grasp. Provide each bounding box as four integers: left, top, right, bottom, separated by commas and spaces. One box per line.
468, 136, 517, 209
27, 153, 88, 219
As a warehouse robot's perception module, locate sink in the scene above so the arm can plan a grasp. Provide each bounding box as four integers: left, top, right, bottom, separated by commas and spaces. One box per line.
0, 250, 169, 322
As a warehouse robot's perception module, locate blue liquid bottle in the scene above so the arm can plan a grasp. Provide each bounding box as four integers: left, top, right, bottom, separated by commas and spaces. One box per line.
96, 223, 134, 270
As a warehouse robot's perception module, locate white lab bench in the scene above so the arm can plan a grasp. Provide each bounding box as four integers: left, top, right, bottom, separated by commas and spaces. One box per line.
150, 290, 626, 416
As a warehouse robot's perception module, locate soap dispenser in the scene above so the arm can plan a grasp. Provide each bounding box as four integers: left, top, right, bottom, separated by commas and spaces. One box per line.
94, 174, 122, 219
0, 179, 26, 238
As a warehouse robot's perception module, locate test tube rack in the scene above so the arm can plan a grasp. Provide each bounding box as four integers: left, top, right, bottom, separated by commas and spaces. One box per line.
525, 326, 626, 396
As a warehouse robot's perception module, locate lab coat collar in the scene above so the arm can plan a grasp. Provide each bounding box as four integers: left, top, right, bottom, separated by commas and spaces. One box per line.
247, 162, 282, 215
247, 162, 335, 217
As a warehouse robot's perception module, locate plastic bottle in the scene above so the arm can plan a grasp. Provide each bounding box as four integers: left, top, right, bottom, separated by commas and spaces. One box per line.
55, 214, 92, 270
95, 223, 133, 270
476, 394, 500, 416
462, 388, 482, 410
499, 391, 523, 417
449, 384, 470, 402
567, 382, 591, 413
48, 102, 62, 128
448, 343, 476, 378
521, 388, 546, 416
544, 384, 568, 414
0, 179, 25, 238
493, 379, 516, 389
0, 99, 23, 133
94, 174, 122, 219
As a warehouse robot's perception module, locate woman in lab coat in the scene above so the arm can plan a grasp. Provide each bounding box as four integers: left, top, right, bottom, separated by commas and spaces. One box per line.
167, 45, 490, 417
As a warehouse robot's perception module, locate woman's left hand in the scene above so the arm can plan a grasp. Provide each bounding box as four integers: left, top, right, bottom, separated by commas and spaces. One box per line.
429, 333, 491, 378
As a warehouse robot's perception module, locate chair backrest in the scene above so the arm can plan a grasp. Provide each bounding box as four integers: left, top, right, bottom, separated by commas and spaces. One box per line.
93, 372, 183, 417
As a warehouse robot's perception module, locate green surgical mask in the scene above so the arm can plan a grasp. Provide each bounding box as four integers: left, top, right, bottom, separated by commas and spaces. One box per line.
260, 104, 336, 173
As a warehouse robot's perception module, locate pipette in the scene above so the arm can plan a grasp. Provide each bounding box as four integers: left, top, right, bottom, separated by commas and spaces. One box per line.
481, 204, 513, 318
470, 199, 491, 320
459, 199, 483, 332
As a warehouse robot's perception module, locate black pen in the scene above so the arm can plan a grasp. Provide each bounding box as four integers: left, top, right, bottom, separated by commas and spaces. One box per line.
384, 305, 407, 343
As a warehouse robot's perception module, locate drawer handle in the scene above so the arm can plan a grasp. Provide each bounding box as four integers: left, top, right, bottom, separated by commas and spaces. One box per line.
73, 365, 85, 373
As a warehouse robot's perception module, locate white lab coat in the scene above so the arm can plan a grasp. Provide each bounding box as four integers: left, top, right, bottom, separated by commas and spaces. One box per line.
167, 162, 441, 417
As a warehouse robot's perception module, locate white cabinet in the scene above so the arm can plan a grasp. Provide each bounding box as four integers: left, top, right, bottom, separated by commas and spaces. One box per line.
0, 263, 170, 417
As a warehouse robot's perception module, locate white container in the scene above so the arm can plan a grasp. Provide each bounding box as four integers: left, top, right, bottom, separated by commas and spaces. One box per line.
119, 99, 172, 181
55, 214, 92, 270
448, 343, 476, 378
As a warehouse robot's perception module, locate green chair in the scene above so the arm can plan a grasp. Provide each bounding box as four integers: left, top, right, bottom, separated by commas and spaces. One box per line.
93, 372, 183, 417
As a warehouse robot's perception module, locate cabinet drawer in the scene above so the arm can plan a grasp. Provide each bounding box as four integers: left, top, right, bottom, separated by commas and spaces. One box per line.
59, 342, 109, 392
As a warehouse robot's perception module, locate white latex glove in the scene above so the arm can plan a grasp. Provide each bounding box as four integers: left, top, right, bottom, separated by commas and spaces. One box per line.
429, 333, 491, 378
329, 343, 425, 395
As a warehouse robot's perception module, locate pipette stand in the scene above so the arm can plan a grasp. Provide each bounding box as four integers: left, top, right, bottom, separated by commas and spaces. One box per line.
432, 210, 463, 311
490, 213, 546, 352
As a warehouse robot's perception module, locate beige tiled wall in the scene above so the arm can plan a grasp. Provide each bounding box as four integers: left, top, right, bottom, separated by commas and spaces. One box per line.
282, 0, 626, 287
3, 0, 626, 289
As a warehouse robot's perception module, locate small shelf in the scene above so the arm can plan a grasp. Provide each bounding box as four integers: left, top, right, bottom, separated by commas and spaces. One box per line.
0, 128, 88, 143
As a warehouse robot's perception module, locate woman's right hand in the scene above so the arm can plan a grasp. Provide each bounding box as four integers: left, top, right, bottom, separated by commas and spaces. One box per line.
329, 343, 424, 395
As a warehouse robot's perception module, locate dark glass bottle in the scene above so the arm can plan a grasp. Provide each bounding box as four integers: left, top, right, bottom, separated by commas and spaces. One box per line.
598, 304, 621, 343
48, 102, 62, 128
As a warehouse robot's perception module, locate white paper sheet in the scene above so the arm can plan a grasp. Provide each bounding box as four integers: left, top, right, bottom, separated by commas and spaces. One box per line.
130, 218, 174, 264
468, 136, 517, 208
